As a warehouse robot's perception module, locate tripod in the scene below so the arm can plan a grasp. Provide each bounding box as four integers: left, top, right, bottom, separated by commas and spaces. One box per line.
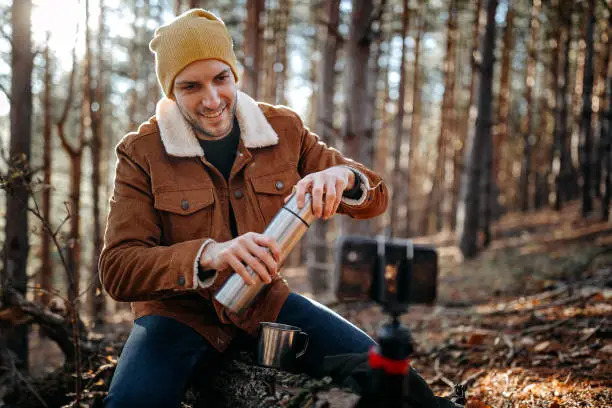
354, 236, 416, 407
355, 310, 414, 408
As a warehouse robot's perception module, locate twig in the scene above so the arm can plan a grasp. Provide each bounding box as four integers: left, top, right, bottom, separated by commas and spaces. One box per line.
0, 82, 10, 103
502, 334, 515, 365
434, 357, 454, 387
522, 317, 571, 335
461, 369, 486, 388
580, 318, 607, 342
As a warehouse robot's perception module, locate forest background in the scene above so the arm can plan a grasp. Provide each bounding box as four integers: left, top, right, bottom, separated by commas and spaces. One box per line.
0, 0, 611, 406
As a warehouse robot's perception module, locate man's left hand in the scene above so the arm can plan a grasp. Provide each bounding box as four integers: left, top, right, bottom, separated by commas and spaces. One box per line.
285, 166, 355, 220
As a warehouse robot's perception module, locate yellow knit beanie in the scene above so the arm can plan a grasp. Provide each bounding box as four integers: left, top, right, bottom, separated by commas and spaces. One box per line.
149, 9, 240, 97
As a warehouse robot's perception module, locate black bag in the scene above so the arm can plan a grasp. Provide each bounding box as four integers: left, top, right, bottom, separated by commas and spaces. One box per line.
323, 353, 463, 408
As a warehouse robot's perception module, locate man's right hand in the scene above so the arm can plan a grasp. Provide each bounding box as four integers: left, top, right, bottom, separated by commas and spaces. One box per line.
199, 233, 281, 285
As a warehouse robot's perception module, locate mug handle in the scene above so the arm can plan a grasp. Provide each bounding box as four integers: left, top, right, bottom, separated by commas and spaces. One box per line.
295, 331, 309, 359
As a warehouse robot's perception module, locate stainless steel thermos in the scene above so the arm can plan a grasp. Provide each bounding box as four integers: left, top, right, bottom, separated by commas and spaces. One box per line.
214, 192, 315, 313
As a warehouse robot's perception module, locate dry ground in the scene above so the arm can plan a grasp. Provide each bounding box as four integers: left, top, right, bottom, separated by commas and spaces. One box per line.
283, 201, 612, 407
11, 201, 612, 407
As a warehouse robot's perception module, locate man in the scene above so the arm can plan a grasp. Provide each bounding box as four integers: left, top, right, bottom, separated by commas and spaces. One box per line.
100, 9, 388, 407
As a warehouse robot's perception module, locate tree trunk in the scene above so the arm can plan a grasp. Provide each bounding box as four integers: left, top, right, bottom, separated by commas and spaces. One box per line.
594, 8, 612, 199
390, 0, 410, 237
243, 0, 265, 99
519, 0, 541, 212
453, 0, 483, 237
87, 0, 106, 326
404, 1, 423, 238
600, 11, 612, 221
554, 3, 573, 210
485, 2, 513, 246
424, 0, 457, 234
41, 35, 53, 308
457, 0, 499, 259
4, 0, 34, 369
56, 38, 82, 305
307, 0, 340, 296
602, 74, 612, 220
342, 0, 375, 235
580, 0, 595, 216
274, 1, 290, 105
128, 1, 143, 130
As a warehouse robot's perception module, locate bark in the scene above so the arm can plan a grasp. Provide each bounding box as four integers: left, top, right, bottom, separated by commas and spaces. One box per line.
404, 1, 424, 238
307, 0, 340, 296
603, 74, 612, 220
87, 0, 106, 326
484, 2, 513, 246
128, 1, 142, 130
453, 0, 483, 237
41, 35, 53, 308
243, 0, 265, 99
390, 0, 410, 237
580, 0, 596, 216
554, 3, 573, 210
4, 0, 34, 368
519, 0, 541, 212
601, 11, 612, 220
424, 0, 457, 234
457, 0, 499, 258
273, 2, 290, 105
342, 0, 375, 235
594, 9, 611, 198
56, 37, 82, 305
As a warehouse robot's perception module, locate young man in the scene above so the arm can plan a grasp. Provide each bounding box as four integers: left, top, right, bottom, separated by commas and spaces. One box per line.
100, 9, 388, 407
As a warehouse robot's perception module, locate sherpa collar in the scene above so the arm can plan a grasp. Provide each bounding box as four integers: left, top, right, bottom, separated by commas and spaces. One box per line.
155, 91, 279, 157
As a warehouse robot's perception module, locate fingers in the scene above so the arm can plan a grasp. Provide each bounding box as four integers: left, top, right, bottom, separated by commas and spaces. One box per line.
293, 177, 313, 209
222, 233, 281, 285
311, 177, 325, 218
253, 234, 282, 266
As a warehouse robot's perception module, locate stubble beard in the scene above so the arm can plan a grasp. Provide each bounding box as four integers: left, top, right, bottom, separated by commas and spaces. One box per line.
177, 95, 238, 140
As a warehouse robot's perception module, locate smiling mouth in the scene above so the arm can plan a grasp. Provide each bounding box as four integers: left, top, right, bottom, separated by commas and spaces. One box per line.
200, 106, 226, 119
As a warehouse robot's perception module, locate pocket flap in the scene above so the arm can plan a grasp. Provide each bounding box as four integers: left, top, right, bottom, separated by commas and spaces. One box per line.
251, 171, 299, 195
154, 187, 214, 215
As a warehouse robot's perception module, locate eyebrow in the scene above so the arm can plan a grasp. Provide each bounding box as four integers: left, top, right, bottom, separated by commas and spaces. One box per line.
175, 69, 231, 86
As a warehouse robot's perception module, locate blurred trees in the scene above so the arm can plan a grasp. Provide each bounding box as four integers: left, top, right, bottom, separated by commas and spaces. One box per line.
0, 0, 611, 374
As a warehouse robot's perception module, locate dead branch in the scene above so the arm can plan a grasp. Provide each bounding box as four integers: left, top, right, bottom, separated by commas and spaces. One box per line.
3, 288, 95, 361
521, 317, 571, 335
56, 23, 81, 158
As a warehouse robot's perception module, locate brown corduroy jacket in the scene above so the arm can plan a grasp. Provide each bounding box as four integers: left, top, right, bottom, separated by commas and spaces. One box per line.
99, 91, 388, 352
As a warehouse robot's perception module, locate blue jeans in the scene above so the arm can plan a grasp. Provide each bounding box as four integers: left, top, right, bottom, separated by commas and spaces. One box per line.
105, 292, 375, 407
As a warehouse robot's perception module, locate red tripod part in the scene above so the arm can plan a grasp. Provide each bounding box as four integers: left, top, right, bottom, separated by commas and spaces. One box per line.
368, 346, 411, 375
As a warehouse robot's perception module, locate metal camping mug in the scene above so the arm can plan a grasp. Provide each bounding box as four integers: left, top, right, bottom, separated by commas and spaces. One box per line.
214, 192, 316, 313
257, 322, 309, 370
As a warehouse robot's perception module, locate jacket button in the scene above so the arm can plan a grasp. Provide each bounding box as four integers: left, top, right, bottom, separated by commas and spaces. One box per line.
234, 190, 244, 199
181, 199, 189, 210
177, 275, 186, 286
275, 180, 284, 191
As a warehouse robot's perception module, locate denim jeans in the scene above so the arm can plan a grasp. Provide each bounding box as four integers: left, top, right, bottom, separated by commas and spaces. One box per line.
105, 292, 375, 407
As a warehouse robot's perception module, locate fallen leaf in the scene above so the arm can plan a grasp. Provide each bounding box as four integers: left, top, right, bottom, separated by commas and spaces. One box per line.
600, 344, 612, 354
468, 333, 487, 346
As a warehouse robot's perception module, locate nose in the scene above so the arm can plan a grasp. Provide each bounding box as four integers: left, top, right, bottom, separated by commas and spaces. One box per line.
201, 86, 221, 110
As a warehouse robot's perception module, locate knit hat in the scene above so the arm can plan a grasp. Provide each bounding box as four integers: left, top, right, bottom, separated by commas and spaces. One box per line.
149, 9, 240, 97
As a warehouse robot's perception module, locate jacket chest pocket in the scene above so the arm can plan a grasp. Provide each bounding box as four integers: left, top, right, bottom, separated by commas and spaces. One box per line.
154, 187, 215, 243
250, 170, 300, 225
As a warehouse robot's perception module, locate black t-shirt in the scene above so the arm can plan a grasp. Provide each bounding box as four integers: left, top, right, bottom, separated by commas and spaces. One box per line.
198, 118, 240, 238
